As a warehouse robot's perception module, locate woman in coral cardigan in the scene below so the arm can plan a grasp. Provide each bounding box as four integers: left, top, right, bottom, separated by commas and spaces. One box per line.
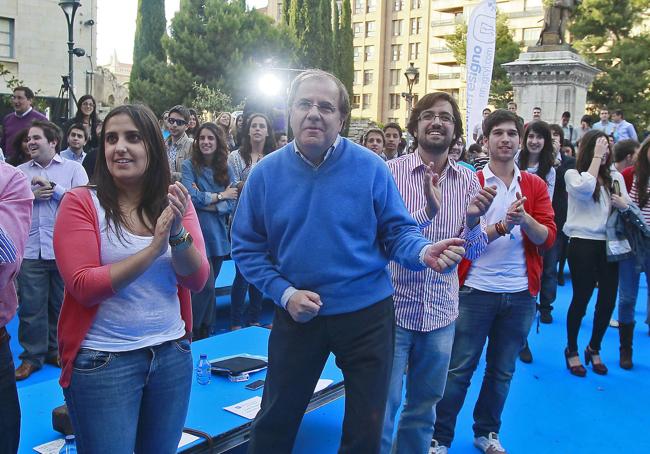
53, 104, 209, 454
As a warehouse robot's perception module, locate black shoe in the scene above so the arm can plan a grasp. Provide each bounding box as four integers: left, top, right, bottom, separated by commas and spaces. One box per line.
519, 341, 533, 363
540, 309, 553, 324
557, 274, 565, 286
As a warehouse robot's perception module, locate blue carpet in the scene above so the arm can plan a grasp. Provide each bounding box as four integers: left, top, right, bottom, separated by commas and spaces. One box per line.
10, 267, 649, 453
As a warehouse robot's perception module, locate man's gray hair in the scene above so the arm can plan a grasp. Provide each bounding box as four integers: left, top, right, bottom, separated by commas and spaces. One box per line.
288, 69, 350, 118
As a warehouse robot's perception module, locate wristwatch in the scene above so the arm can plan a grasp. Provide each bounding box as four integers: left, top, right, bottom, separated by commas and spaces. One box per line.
216, 192, 223, 201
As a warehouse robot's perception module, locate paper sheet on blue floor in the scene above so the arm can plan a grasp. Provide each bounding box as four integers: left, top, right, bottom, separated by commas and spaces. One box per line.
224, 379, 334, 420
33, 432, 200, 453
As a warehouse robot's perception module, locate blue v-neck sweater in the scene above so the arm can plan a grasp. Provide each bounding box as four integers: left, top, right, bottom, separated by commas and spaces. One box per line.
231, 138, 431, 316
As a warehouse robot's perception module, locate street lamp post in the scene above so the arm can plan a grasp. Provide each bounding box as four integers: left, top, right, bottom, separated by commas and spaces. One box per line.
401, 62, 420, 124
59, 0, 82, 119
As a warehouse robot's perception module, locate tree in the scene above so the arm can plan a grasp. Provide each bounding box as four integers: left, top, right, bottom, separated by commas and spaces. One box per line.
130, 0, 166, 82
282, 0, 291, 25
136, 0, 297, 114
191, 82, 233, 118
446, 11, 521, 107
319, 0, 334, 72
332, 0, 340, 76
570, 0, 650, 130
337, 0, 354, 102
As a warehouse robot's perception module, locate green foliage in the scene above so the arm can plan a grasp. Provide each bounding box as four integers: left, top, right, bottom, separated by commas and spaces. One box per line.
332, 0, 340, 76
338, 0, 354, 98
282, 0, 290, 25
289, 0, 304, 32
190, 82, 233, 118
131, 0, 166, 81
446, 12, 521, 107
0, 63, 47, 112
570, 0, 650, 130
319, 0, 334, 72
130, 0, 298, 116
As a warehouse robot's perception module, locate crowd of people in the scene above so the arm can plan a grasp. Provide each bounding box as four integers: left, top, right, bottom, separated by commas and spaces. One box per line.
0, 71, 648, 454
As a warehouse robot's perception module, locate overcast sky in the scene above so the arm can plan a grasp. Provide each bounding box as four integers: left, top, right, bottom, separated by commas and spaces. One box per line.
97, 0, 268, 65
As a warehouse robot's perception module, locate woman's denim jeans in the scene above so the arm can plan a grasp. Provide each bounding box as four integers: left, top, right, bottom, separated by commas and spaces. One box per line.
63, 339, 192, 454
618, 255, 650, 325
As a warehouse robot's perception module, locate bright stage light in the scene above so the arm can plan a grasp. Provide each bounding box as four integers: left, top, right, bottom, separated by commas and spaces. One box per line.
257, 73, 283, 97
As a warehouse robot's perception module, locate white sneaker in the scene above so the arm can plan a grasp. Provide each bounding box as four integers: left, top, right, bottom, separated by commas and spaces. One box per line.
473, 432, 507, 454
430, 439, 448, 454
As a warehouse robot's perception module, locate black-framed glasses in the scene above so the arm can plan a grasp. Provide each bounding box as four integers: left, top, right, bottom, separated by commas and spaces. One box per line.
294, 100, 337, 115
418, 111, 455, 125
167, 118, 188, 126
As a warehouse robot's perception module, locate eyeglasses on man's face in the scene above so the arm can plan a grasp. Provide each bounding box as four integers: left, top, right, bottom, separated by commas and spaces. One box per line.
293, 100, 337, 115
418, 111, 455, 125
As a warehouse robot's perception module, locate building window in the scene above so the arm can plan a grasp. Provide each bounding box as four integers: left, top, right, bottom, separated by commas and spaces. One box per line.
392, 20, 403, 36
366, 21, 376, 37
391, 44, 402, 62
393, 1, 403, 12
411, 0, 421, 9
362, 94, 372, 110
363, 70, 374, 85
354, 0, 363, 14
410, 17, 422, 35
409, 42, 420, 60
352, 95, 361, 109
390, 69, 400, 86
0, 18, 14, 58
364, 45, 375, 61
367, 0, 376, 13
353, 70, 361, 85
389, 94, 401, 110
353, 46, 361, 61
353, 22, 363, 38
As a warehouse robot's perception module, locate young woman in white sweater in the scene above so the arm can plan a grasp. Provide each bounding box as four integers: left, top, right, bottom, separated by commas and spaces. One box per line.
563, 130, 630, 377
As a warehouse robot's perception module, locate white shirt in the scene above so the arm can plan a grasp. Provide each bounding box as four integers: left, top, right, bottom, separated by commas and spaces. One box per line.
563, 169, 629, 240
465, 164, 528, 293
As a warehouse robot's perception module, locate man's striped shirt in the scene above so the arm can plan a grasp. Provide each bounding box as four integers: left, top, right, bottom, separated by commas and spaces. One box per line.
387, 153, 488, 332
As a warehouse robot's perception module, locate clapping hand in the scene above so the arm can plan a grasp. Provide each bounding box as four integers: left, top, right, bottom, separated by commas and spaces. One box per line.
505, 192, 528, 229
168, 182, 190, 236
422, 238, 466, 274
467, 185, 497, 228
31, 176, 53, 200
423, 163, 441, 219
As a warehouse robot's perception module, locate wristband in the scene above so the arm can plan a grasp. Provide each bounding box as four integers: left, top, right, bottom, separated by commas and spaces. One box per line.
495, 221, 507, 237
169, 226, 186, 242
170, 231, 193, 250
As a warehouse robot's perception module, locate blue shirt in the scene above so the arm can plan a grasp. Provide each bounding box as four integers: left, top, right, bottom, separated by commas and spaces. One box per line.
613, 120, 638, 143
181, 159, 235, 258
231, 138, 431, 316
60, 148, 86, 164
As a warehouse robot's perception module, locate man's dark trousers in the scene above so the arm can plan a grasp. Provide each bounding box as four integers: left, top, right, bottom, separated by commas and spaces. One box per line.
0, 327, 20, 454
247, 296, 394, 454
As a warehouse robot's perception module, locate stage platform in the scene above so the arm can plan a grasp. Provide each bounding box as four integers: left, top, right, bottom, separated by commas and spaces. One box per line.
9, 264, 649, 453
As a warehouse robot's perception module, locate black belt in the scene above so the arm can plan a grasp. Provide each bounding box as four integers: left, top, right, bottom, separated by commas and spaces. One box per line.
0, 326, 9, 346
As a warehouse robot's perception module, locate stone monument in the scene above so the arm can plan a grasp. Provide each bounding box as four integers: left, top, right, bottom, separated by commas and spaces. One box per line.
502, 0, 599, 124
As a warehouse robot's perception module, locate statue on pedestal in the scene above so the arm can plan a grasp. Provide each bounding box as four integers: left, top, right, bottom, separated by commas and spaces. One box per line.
536, 0, 578, 46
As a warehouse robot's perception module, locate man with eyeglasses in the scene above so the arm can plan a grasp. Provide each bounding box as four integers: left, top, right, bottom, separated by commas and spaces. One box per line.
231, 69, 466, 453
1, 86, 48, 161
381, 92, 495, 454
165, 105, 193, 181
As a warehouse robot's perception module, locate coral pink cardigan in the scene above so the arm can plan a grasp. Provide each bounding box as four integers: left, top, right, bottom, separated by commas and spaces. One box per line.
54, 187, 209, 387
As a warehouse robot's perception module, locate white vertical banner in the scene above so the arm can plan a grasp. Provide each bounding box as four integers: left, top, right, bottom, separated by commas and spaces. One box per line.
465, 0, 497, 144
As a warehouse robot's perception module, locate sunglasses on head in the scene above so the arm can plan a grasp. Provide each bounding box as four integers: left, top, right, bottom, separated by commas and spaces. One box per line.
168, 118, 187, 126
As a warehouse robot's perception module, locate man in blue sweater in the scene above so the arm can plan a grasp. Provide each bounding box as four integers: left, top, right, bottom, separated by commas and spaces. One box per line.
231, 69, 466, 453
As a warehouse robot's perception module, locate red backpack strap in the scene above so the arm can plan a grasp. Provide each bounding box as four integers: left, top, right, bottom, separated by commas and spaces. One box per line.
458, 170, 484, 286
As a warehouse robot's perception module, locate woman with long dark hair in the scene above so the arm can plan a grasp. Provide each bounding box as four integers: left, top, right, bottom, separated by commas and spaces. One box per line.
617, 137, 650, 368
187, 108, 199, 139
563, 130, 630, 377
228, 113, 275, 329
53, 104, 209, 453
181, 122, 238, 339
7, 128, 30, 167
518, 121, 556, 197
62, 94, 100, 151
216, 112, 236, 151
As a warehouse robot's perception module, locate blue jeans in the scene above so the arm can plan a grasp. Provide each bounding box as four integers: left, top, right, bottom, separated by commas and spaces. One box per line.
618, 256, 650, 325
381, 322, 455, 454
230, 264, 263, 327
433, 287, 536, 447
63, 339, 193, 454
17, 259, 64, 367
0, 330, 20, 454
191, 256, 225, 338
